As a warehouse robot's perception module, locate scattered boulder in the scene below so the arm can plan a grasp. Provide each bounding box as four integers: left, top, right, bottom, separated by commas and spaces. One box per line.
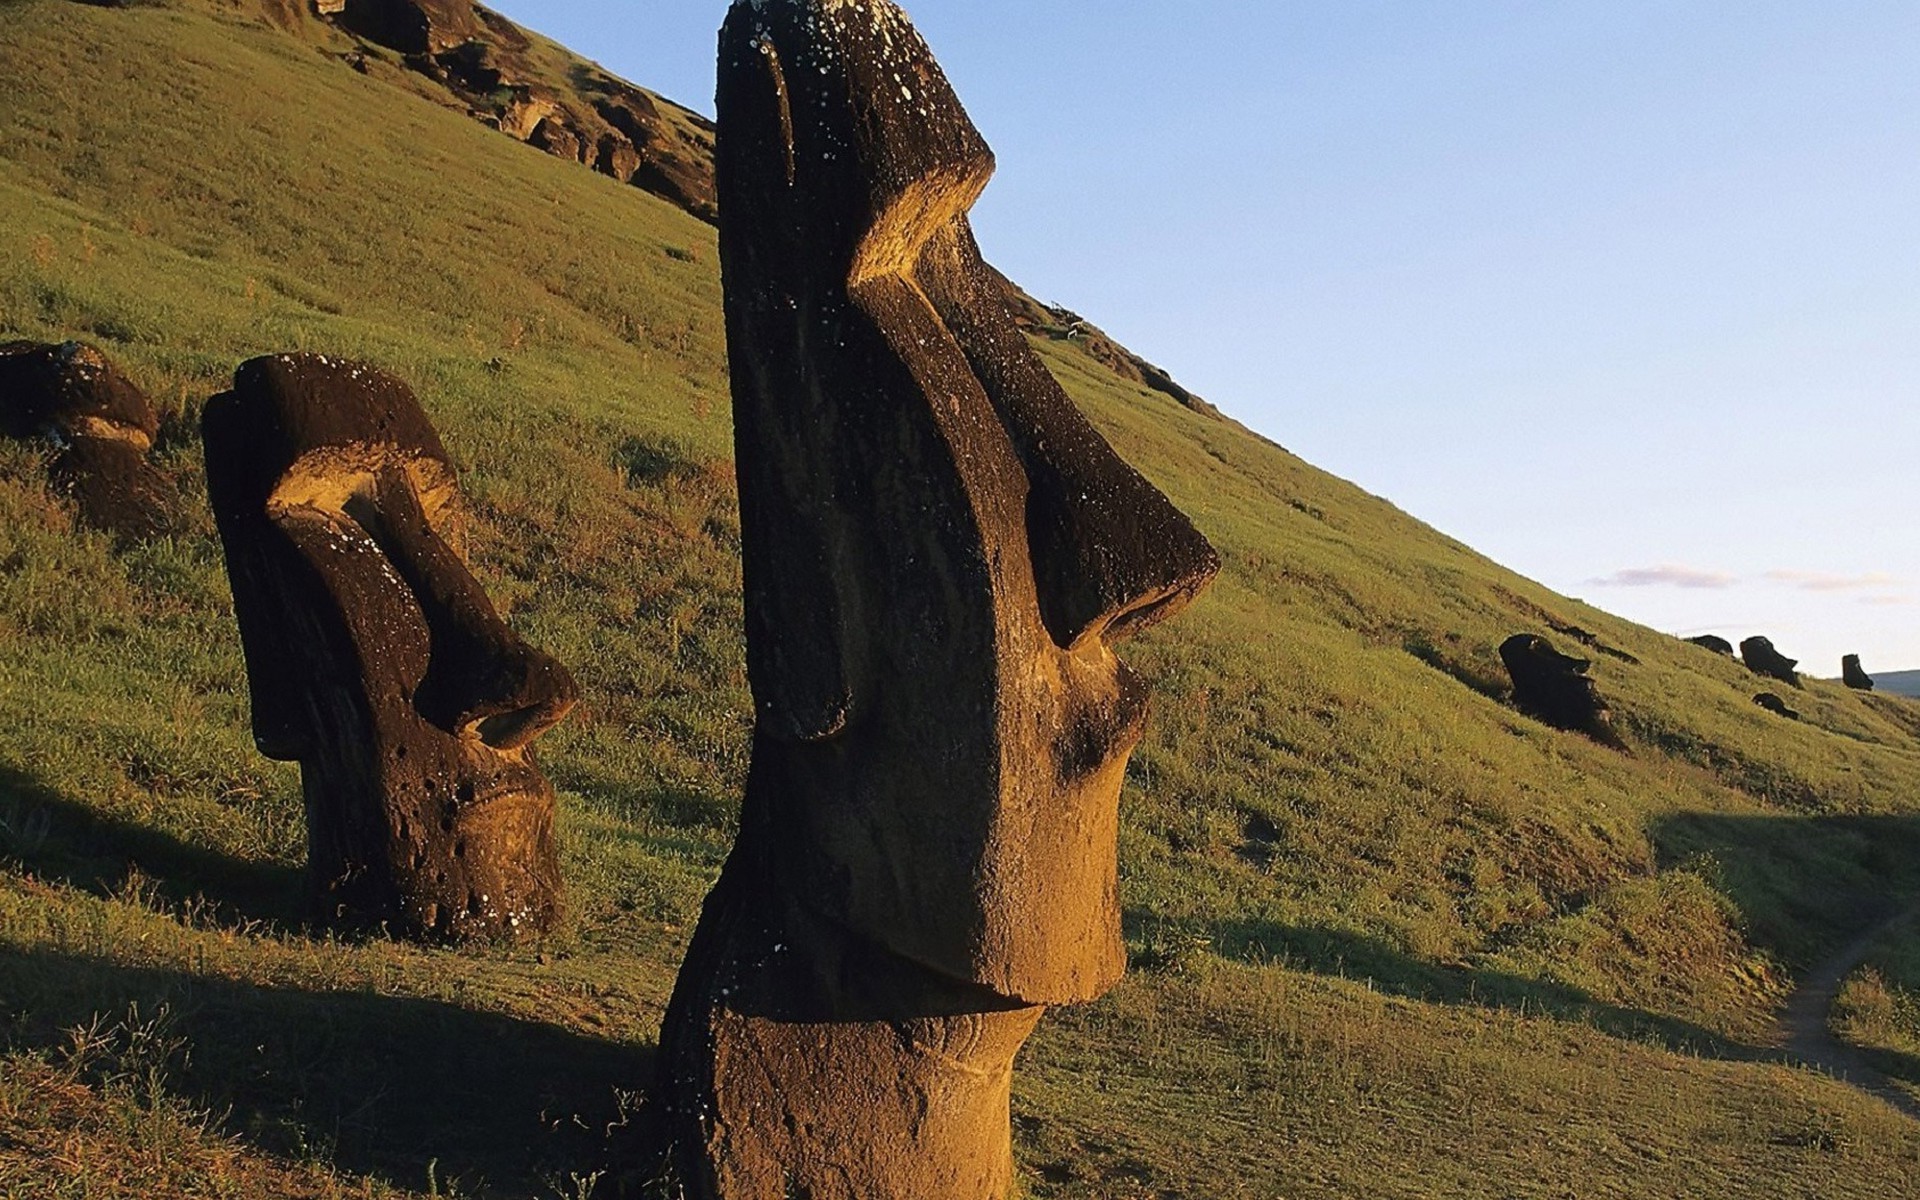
1741, 636, 1801, 687
591, 131, 641, 184
202, 353, 578, 943
656, 3, 1219, 1195
1754, 692, 1801, 720
1499, 634, 1623, 747
1686, 634, 1735, 656
0, 340, 178, 540
1843, 655, 1875, 691
529, 115, 587, 165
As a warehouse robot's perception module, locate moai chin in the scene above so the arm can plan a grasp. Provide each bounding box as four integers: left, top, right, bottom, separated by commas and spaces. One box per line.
656, 1, 1220, 1195
203, 354, 577, 942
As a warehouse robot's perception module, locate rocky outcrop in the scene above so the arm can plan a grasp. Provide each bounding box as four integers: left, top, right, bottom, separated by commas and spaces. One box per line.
332, 0, 480, 56
0, 340, 179, 540
1686, 634, 1735, 656
1755, 692, 1802, 720
655, 3, 1219, 1195
1500, 634, 1623, 747
1742, 636, 1801, 687
203, 353, 577, 943
313, 2, 720, 224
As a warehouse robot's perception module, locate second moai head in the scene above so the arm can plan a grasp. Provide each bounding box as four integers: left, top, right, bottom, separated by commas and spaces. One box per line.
203, 354, 576, 941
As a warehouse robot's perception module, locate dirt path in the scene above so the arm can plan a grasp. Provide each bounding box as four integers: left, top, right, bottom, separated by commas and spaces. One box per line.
1776, 904, 1920, 1119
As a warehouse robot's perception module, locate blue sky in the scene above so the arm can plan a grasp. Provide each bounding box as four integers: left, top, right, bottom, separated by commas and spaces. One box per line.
490, 1, 1919, 674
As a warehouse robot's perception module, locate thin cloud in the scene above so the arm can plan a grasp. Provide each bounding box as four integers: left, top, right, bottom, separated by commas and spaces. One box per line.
1765, 570, 1902, 593
1859, 594, 1915, 608
1590, 565, 1739, 590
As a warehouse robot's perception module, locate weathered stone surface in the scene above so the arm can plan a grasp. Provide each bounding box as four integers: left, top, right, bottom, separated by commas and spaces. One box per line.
592, 132, 641, 183
1500, 634, 1622, 746
657, 2, 1218, 1195
1755, 692, 1801, 720
203, 354, 576, 942
529, 116, 587, 165
1686, 634, 1735, 656
1843, 654, 1875, 691
1741, 636, 1801, 687
334, 0, 479, 56
0, 340, 178, 540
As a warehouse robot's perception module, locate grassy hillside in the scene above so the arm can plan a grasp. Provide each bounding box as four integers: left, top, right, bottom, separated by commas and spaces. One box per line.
3, 1, 1920, 1195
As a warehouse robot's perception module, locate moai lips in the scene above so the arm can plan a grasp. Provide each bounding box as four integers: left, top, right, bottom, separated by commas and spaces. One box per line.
203, 354, 576, 942
0, 340, 179, 540
657, 1, 1219, 1195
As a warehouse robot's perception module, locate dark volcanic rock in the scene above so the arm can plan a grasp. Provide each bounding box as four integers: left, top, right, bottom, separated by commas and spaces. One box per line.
202, 353, 577, 943
334, 0, 479, 56
1499, 634, 1623, 747
1686, 634, 1735, 656
0, 340, 178, 540
1754, 692, 1801, 720
656, 2, 1219, 1196
1741, 636, 1801, 687
1843, 654, 1875, 691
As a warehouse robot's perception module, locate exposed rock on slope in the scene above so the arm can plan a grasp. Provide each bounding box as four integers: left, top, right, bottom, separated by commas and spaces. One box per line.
316, 0, 719, 222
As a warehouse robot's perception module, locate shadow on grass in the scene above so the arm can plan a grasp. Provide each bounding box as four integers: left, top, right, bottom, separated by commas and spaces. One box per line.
1130, 912, 1764, 1063
1652, 813, 1920, 966
0, 949, 660, 1197
0, 762, 304, 930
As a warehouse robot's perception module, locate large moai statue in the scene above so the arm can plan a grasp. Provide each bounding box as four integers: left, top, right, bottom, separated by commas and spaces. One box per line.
203, 354, 577, 942
0, 340, 179, 540
655, 2, 1219, 1195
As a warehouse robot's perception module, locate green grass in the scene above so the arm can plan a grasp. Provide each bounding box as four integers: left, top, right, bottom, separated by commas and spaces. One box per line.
5, 0, 1920, 1195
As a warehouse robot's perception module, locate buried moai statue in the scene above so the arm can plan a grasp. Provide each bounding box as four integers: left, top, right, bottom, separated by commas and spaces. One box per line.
655, 1, 1219, 1195
1499, 634, 1623, 747
203, 354, 577, 942
1741, 636, 1801, 687
0, 340, 179, 540
1843, 655, 1875, 691
1685, 634, 1735, 657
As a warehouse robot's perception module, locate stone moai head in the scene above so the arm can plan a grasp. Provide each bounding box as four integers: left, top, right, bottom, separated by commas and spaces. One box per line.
1500, 633, 1621, 747
718, 0, 1219, 1005
1741, 636, 1801, 688
658, 2, 1218, 1195
203, 354, 576, 942
0, 340, 178, 540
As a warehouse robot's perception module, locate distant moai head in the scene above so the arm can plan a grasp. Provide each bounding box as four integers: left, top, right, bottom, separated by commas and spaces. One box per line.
0, 340, 178, 539
717, 0, 1219, 1003
203, 354, 576, 941
1740, 636, 1801, 688
1499, 633, 1621, 747
658, 2, 1218, 1195
1842, 654, 1875, 691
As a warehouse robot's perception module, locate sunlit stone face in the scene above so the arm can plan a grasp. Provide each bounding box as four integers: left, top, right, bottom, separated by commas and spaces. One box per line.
203, 354, 576, 941
719, 0, 1221, 1006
